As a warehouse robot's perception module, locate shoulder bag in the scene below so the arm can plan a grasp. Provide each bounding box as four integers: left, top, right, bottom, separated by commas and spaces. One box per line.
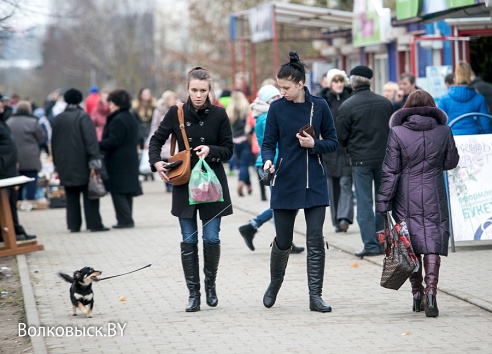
167, 103, 191, 186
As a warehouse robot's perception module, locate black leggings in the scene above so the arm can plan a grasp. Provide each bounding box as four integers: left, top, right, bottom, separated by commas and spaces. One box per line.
273, 206, 326, 250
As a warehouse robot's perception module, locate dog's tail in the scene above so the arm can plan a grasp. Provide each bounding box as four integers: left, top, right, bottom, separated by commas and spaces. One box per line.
58, 272, 74, 283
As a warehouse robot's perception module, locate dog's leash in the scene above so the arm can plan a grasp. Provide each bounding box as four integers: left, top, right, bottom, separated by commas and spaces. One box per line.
98, 171, 270, 281
99, 264, 152, 281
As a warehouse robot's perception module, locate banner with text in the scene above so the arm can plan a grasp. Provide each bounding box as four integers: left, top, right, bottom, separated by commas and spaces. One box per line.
447, 134, 492, 241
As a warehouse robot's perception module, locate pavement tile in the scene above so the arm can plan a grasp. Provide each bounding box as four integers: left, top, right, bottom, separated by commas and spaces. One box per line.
11, 171, 492, 353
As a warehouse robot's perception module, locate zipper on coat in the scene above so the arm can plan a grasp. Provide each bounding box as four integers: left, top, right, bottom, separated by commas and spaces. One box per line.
272, 158, 283, 187
318, 154, 325, 176
306, 150, 309, 189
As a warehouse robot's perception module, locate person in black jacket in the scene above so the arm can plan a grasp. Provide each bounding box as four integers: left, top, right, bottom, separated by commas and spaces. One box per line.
149, 67, 233, 312
321, 69, 354, 233
51, 88, 109, 233
0, 95, 36, 241
100, 89, 141, 229
337, 66, 393, 258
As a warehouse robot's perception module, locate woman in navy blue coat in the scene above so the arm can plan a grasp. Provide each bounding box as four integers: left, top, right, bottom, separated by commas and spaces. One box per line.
261, 52, 338, 312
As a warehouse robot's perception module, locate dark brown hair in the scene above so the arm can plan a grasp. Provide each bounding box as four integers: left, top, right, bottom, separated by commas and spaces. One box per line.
403, 89, 436, 109
108, 89, 132, 110
277, 51, 307, 84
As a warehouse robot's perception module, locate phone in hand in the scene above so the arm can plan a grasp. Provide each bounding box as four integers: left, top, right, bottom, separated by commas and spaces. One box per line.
259, 169, 274, 186
164, 160, 183, 170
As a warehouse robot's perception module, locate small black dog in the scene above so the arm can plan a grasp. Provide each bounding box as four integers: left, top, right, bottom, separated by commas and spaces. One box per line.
59, 267, 102, 318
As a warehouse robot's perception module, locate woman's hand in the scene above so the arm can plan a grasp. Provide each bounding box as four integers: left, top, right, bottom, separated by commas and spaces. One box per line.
263, 160, 275, 174
194, 145, 210, 159
155, 162, 170, 182
296, 131, 315, 148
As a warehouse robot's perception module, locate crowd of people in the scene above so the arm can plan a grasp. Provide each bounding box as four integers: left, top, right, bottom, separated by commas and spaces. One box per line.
2, 54, 492, 318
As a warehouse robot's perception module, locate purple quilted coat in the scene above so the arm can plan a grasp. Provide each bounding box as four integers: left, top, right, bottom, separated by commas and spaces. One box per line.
376, 106, 460, 256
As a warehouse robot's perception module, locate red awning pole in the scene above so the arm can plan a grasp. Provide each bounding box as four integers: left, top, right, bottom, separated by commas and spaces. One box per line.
410, 36, 416, 77
273, 5, 279, 76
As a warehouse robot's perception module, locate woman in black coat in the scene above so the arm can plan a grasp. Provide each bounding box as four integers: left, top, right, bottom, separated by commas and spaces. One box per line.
100, 89, 140, 229
149, 67, 233, 312
321, 69, 354, 233
376, 90, 460, 317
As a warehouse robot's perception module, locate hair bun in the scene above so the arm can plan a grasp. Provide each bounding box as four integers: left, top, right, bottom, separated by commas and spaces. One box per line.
288, 51, 300, 63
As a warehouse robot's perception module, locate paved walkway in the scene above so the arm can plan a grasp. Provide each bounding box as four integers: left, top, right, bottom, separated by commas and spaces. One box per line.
14, 172, 492, 353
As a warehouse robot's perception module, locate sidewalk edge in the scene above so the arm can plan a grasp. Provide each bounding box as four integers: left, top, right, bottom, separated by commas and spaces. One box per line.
17, 254, 48, 354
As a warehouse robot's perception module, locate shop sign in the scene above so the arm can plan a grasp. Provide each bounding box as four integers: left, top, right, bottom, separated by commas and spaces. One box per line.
249, 4, 274, 44
447, 134, 492, 241
396, 0, 422, 20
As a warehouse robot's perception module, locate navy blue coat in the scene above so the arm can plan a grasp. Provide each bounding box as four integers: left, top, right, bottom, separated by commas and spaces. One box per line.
376, 106, 460, 256
262, 87, 338, 210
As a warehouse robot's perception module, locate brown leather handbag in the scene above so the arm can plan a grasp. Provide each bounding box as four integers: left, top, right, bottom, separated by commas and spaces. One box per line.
167, 103, 191, 186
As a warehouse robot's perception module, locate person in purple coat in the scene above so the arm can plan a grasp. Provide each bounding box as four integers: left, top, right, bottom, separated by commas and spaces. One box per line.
261, 52, 338, 312
376, 90, 460, 317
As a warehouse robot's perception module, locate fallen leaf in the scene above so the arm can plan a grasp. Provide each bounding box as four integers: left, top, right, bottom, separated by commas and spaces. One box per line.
401, 332, 412, 336
119, 296, 126, 301
351, 262, 359, 268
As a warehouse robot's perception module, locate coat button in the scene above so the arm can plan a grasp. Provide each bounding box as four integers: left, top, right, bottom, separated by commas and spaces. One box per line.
186, 122, 191, 127
200, 137, 204, 142
216, 158, 220, 162
199, 121, 204, 126
205, 109, 209, 114
188, 137, 193, 142
211, 158, 216, 162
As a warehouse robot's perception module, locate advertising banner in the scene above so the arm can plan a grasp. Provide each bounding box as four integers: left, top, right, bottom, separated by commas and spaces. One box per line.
447, 134, 492, 241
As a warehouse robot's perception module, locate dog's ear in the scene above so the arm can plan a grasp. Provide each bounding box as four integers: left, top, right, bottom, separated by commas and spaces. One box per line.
73, 270, 81, 279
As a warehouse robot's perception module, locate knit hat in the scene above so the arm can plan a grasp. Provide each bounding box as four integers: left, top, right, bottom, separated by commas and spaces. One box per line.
350, 65, 373, 80
89, 85, 99, 94
326, 69, 348, 86
64, 88, 83, 104
258, 84, 281, 103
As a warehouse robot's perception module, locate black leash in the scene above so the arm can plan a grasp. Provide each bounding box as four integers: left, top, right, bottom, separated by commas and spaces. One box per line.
99, 264, 152, 281
98, 172, 270, 281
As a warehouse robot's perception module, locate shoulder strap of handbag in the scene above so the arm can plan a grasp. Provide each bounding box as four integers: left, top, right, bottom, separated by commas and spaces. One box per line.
310, 102, 314, 125
170, 103, 190, 156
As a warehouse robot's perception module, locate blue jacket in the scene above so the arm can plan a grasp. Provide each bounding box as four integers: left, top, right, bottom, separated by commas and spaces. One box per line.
262, 87, 338, 209
438, 85, 491, 135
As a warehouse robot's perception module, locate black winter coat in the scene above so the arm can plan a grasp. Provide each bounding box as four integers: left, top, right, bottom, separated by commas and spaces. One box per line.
376, 106, 460, 256
321, 87, 352, 177
148, 99, 233, 220
337, 86, 393, 165
51, 106, 101, 186
0, 115, 19, 179
100, 109, 140, 195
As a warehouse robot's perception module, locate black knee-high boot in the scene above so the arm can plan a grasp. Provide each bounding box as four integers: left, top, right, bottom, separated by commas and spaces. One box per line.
203, 243, 220, 307
424, 254, 441, 317
307, 237, 332, 312
409, 255, 424, 312
180, 242, 201, 312
263, 239, 291, 308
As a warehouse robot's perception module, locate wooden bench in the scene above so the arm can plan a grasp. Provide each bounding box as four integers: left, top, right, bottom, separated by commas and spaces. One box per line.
0, 176, 44, 257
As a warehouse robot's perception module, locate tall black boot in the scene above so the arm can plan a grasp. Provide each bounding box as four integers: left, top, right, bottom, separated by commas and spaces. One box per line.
409, 255, 424, 312
180, 242, 201, 312
203, 242, 220, 307
307, 237, 332, 313
263, 239, 291, 308
423, 254, 441, 317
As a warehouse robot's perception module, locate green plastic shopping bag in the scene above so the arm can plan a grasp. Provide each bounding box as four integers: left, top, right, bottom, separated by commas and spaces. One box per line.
188, 158, 224, 205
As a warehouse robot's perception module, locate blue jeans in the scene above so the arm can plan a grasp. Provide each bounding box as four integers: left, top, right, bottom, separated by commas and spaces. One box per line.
352, 163, 384, 252
179, 217, 221, 245
251, 208, 273, 229
234, 140, 253, 185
